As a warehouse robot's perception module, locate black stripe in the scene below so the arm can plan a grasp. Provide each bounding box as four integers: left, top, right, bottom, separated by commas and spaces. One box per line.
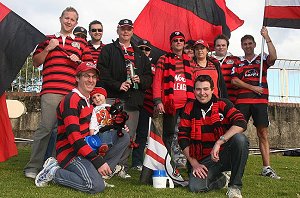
163, 0, 231, 37
263, 18, 300, 29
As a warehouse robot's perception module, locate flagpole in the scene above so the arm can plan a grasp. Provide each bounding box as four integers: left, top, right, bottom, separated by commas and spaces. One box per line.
259, 0, 268, 86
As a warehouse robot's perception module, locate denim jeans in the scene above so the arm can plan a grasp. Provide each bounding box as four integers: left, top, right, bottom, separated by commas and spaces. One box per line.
189, 133, 249, 192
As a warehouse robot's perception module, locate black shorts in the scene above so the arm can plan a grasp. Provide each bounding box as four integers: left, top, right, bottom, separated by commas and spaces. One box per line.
236, 103, 269, 127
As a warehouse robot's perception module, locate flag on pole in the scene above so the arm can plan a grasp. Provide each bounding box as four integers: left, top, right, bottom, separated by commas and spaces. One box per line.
263, 0, 300, 29
133, 0, 244, 55
0, 2, 46, 96
140, 122, 188, 187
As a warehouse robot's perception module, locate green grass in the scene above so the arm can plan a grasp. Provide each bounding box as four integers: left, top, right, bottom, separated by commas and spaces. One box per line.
0, 147, 299, 198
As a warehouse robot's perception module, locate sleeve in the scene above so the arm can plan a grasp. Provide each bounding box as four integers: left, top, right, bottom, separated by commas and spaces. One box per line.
97, 45, 122, 90
178, 102, 193, 150
89, 109, 98, 131
220, 99, 247, 130
81, 42, 93, 62
33, 39, 49, 56
152, 56, 165, 105
62, 96, 105, 169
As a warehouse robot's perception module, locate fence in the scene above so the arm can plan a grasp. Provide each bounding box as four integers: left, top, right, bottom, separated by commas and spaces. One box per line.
9, 58, 300, 103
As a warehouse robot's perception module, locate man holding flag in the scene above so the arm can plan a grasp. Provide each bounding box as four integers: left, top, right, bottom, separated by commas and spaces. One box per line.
231, 26, 280, 179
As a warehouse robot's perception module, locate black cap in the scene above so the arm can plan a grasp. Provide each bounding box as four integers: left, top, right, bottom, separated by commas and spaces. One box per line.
186, 40, 195, 46
73, 26, 87, 38
170, 31, 185, 42
138, 39, 151, 49
118, 19, 133, 27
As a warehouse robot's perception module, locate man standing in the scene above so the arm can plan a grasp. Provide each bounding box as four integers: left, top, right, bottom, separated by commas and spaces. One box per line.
211, 34, 240, 104
97, 19, 152, 178
178, 75, 248, 198
231, 26, 280, 179
35, 62, 130, 193
88, 20, 105, 64
153, 31, 194, 155
24, 7, 93, 178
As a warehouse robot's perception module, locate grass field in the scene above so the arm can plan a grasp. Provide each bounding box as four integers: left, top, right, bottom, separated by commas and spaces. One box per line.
0, 147, 299, 198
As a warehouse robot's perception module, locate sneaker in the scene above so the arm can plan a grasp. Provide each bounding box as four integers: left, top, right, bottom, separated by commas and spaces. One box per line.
118, 170, 131, 179
226, 187, 242, 198
261, 167, 281, 179
222, 171, 231, 188
24, 171, 37, 179
35, 157, 59, 187
104, 180, 115, 188
102, 164, 124, 180
132, 165, 143, 171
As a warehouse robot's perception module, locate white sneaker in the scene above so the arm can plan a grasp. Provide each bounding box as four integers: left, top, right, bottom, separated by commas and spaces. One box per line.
132, 165, 143, 171
35, 157, 59, 187
104, 180, 115, 188
222, 171, 231, 188
261, 167, 281, 179
102, 165, 124, 180
25, 171, 37, 179
226, 187, 242, 198
118, 170, 131, 179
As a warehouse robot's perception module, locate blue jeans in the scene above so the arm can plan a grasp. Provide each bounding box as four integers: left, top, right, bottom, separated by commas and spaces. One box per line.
53, 131, 130, 193
189, 133, 249, 192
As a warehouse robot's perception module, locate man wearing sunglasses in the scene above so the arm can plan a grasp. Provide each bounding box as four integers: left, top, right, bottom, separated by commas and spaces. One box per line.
88, 20, 105, 64
153, 31, 194, 156
97, 19, 152, 179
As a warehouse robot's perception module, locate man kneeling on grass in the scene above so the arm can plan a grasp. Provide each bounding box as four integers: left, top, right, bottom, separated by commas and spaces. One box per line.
178, 75, 249, 198
34, 62, 130, 193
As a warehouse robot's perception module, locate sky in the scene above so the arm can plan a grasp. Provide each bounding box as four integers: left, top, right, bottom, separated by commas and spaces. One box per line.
1, 0, 300, 60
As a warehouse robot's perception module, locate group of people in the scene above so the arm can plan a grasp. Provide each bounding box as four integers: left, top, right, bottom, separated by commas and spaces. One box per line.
22, 6, 280, 198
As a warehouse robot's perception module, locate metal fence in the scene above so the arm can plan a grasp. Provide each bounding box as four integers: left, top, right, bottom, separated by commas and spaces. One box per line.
9, 58, 300, 103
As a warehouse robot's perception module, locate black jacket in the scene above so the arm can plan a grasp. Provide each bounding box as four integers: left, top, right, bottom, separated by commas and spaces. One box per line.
97, 39, 152, 108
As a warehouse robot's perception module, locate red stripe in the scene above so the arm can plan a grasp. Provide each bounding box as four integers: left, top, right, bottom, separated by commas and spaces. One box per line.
265, 6, 300, 19
0, 3, 11, 22
145, 149, 165, 165
149, 131, 165, 145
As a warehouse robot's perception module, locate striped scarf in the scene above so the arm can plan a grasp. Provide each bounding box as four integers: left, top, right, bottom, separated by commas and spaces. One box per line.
189, 96, 225, 160
163, 52, 194, 115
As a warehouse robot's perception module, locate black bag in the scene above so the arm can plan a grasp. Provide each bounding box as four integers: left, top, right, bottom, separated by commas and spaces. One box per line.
283, 149, 300, 156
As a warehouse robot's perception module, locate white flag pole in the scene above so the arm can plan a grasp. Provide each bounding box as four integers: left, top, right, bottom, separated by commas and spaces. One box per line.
259, 0, 268, 86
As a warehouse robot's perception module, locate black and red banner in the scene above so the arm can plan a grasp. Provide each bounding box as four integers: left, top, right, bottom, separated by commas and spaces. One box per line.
263, 0, 300, 29
0, 2, 46, 96
133, 0, 243, 55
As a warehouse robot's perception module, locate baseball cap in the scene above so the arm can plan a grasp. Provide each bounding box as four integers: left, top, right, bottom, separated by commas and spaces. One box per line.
76, 62, 99, 76
138, 39, 151, 50
118, 19, 133, 28
194, 39, 210, 50
170, 31, 185, 42
73, 26, 87, 38
90, 87, 107, 98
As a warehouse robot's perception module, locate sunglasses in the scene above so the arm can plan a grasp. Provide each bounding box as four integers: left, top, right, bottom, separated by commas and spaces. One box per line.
173, 39, 185, 43
91, 28, 103, 33
139, 47, 151, 52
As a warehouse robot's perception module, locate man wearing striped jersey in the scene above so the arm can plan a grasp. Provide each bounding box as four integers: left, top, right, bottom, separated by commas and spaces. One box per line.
178, 75, 248, 198
231, 27, 280, 179
35, 62, 129, 193
211, 34, 240, 104
88, 20, 105, 64
24, 7, 93, 179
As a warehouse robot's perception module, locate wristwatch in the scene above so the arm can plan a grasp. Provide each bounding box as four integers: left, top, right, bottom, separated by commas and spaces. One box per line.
219, 135, 227, 143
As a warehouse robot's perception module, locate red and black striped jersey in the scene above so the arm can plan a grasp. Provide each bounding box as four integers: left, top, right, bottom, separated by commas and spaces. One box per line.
34, 33, 93, 96
178, 97, 246, 160
87, 41, 105, 64
232, 54, 271, 104
212, 55, 240, 104
56, 90, 104, 169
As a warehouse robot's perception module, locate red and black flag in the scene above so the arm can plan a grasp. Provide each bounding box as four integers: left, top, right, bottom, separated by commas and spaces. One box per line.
133, 0, 243, 58
0, 2, 46, 96
263, 0, 300, 29
140, 122, 188, 187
